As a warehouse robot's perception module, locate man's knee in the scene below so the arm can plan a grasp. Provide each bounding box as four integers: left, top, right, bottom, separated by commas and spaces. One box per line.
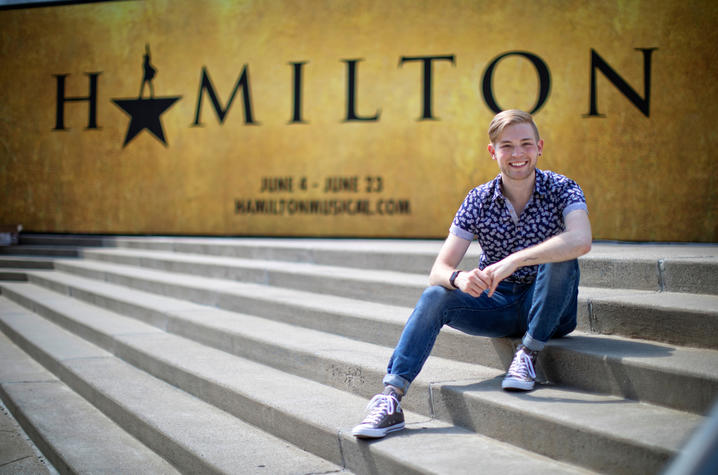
542, 258, 578, 271
421, 285, 451, 301
539, 259, 579, 283
412, 285, 454, 324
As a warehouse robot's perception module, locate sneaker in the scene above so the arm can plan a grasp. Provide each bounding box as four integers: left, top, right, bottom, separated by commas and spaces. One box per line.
502, 345, 538, 391
352, 389, 405, 439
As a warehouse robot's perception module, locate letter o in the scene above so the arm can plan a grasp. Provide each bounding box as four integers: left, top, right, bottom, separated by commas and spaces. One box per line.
481, 51, 551, 115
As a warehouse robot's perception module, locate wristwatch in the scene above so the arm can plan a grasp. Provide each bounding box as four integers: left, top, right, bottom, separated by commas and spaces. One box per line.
449, 270, 462, 289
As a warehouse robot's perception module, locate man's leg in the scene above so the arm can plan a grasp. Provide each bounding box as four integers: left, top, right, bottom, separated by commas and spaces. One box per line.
353, 282, 526, 439
502, 259, 580, 391
384, 283, 527, 394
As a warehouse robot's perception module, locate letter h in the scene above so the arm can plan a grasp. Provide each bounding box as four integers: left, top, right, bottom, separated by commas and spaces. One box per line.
54, 72, 101, 130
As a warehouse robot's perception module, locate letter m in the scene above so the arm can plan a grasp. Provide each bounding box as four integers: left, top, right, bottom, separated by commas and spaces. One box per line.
192, 66, 258, 125
587, 48, 657, 118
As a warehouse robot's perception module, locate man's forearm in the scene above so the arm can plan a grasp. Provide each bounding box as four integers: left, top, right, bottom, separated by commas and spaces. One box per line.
510, 228, 591, 269
428, 234, 473, 288
429, 261, 456, 288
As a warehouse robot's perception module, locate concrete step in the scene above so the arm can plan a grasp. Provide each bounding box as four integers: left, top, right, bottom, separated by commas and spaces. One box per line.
16, 234, 718, 294
0, 245, 79, 257
0, 270, 28, 281
109, 236, 460, 275
0, 332, 178, 474
578, 287, 718, 349
581, 243, 718, 295
0, 294, 590, 475
19, 233, 112, 247
11, 269, 718, 415
107, 236, 718, 294
0, 298, 346, 475
0, 282, 706, 474
0, 256, 54, 269
80, 247, 429, 306
0, 257, 54, 282
52, 254, 718, 351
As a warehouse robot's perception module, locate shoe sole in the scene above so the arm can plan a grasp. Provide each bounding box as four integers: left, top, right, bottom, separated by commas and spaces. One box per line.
502, 378, 534, 391
352, 421, 405, 439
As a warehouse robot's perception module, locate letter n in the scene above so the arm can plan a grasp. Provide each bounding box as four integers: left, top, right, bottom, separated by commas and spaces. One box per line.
586, 48, 657, 118
192, 66, 258, 126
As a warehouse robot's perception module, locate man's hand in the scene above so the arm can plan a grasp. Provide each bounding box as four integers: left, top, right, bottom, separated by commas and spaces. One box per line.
483, 256, 519, 297
454, 268, 492, 297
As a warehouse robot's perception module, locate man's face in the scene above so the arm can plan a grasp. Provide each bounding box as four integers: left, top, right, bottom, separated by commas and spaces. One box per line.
488, 123, 544, 183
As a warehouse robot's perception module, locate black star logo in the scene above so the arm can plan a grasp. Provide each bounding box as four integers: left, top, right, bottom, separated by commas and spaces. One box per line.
112, 44, 181, 148
112, 96, 181, 147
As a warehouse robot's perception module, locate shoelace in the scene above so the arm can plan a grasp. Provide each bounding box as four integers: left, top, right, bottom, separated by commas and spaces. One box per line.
361, 394, 399, 424
508, 349, 536, 380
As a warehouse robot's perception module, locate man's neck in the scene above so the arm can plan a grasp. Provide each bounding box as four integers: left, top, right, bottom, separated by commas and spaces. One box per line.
500, 171, 536, 214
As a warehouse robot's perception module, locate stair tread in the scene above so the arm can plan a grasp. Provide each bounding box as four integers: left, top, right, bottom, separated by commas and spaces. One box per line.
0, 304, 347, 475
12, 270, 718, 381
83, 246, 430, 285
23, 265, 717, 414
78, 249, 718, 311
39, 260, 718, 364
116, 236, 454, 255
14, 268, 718, 415
0, 283, 704, 455
580, 286, 718, 312
0, 296, 589, 474
112, 236, 718, 261
0, 333, 179, 474
0, 255, 55, 263
108, 237, 718, 295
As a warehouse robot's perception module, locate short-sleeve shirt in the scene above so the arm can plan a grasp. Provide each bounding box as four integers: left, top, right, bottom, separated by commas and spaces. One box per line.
450, 168, 588, 284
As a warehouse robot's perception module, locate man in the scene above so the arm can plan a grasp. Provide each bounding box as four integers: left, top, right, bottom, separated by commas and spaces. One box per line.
139, 44, 157, 99
352, 109, 592, 439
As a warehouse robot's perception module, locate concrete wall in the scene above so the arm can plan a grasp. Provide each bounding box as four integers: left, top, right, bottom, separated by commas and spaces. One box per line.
0, 0, 716, 241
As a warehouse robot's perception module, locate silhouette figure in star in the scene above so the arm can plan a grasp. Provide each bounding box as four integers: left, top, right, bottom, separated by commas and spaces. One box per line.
112, 43, 181, 147
139, 44, 157, 99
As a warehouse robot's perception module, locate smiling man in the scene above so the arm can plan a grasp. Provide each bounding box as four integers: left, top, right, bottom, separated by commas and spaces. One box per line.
352, 109, 592, 439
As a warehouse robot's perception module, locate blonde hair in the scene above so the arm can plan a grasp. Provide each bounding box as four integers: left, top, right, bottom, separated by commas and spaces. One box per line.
488, 109, 540, 144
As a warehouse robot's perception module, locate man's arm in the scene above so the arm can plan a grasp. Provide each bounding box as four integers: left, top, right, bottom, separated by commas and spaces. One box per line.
484, 209, 592, 296
429, 233, 492, 297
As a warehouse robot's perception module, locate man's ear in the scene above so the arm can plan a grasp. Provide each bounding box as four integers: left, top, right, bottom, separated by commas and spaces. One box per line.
537, 139, 544, 156
487, 143, 496, 159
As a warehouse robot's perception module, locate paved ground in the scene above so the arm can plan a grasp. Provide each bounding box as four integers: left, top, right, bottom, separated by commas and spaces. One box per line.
0, 397, 53, 474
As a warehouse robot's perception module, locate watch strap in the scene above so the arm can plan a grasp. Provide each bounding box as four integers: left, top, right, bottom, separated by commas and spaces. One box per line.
449, 270, 461, 289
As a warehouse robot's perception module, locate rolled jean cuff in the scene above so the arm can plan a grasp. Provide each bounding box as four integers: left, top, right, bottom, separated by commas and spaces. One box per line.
383, 374, 411, 395
522, 333, 546, 352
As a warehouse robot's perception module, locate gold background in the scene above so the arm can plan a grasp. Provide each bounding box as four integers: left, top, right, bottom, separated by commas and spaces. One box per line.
1, 0, 716, 241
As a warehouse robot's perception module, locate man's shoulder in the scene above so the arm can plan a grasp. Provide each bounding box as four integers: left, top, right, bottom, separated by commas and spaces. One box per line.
537, 168, 577, 183
456, 176, 499, 216
536, 168, 583, 192
472, 174, 501, 196
536, 169, 587, 209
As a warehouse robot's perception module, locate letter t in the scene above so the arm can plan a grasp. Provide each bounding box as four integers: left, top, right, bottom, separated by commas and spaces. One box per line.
399, 55, 455, 120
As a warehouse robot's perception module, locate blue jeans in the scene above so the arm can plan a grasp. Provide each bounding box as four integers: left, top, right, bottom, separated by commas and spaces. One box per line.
383, 260, 580, 394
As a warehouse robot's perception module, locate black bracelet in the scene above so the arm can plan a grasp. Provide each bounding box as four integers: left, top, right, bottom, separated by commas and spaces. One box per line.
449, 270, 461, 289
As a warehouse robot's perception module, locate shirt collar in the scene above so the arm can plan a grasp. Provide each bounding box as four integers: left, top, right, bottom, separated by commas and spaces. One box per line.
492, 168, 547, 203
533, 168, 548, 198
